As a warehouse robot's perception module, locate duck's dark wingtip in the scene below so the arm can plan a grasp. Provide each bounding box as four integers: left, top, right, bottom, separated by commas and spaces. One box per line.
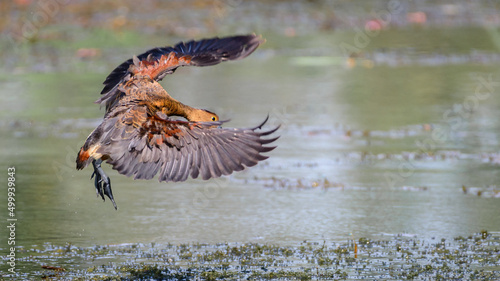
252, 114, 281, 132
252, 114, 270, 130
264, 124, 281, 135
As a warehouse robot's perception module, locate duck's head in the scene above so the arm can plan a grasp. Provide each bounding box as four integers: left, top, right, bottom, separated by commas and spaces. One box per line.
188, 109, 219, 123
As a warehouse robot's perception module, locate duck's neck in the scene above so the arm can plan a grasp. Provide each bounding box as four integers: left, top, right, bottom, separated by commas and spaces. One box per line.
157, 97, 200, 121
177, 104, 200, 121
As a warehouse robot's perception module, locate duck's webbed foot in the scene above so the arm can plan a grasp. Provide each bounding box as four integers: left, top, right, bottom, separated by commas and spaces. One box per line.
91, 159, 117, 210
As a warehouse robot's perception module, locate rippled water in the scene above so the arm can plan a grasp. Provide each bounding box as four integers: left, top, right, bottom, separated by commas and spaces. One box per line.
1, 26, 500, 262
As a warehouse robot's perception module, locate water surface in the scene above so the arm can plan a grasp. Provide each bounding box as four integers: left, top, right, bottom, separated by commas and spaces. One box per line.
1, 26, 500, 254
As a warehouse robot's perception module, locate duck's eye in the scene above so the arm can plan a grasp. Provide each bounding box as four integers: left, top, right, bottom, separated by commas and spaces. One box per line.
211, 116, 217, 121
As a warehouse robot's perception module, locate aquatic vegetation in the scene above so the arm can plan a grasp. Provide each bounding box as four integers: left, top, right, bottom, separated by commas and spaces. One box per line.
7, 231, 499, 280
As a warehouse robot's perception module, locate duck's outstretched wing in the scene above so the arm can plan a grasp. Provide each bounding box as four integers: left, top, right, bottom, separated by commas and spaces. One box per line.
97, 34, 264, 110
94, 110, 278, 182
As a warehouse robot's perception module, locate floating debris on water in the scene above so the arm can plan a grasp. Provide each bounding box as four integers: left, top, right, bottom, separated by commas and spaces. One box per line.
5, 231, 499, 280
462, 185, 500, 198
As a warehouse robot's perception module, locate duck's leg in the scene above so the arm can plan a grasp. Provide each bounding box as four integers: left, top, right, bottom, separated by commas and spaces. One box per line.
91, 159, 117, 210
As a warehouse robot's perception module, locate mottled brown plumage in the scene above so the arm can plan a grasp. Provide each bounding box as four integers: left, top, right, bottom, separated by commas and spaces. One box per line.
76, 34, 278, 209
